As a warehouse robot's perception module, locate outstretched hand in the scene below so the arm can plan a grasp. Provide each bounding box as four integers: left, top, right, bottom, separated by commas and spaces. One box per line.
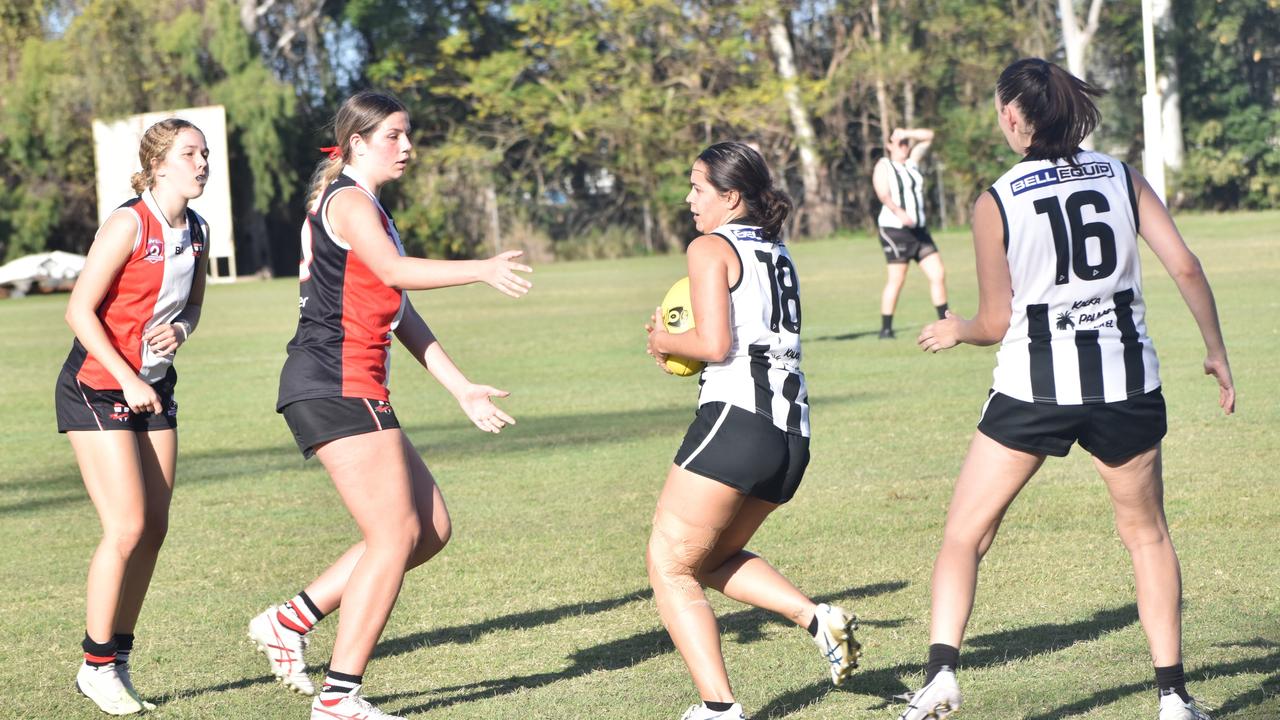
918, 310, 963, 353
482, 250, 533, 298
644, 307, 673, 374
457, 383, 516, 433
1204, 355, 1235, 415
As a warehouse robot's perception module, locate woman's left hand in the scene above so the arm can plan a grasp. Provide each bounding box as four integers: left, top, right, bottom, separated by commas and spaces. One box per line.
142, 322, 189, 357
644, 307, 673, 373
918, 311, 963, 353
457, 383, 516, 433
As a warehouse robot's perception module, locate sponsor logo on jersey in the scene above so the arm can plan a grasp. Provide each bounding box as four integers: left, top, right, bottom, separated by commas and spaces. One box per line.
173, 243, 186, 255
144, 237, 165, 264
1010, 162, 1114, 195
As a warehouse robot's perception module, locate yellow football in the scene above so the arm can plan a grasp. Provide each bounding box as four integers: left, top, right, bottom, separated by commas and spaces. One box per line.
660, 276, 705, 377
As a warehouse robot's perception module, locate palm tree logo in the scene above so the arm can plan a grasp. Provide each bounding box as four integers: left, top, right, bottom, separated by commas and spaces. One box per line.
1056, 311, 1075, 330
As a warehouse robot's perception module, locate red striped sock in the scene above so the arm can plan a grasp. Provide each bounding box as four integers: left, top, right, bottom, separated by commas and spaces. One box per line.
277, 591, 323, 635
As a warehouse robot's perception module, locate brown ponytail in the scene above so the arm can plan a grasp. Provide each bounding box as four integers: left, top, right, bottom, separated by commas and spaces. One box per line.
996, 58, 1104, 163
696, 142, 793, 240
306, 91, 408, 207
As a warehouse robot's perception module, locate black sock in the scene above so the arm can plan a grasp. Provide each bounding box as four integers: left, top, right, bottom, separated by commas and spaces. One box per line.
703, 700, 735, 712
806, 614, 820, 637
320, 670, 363, 697
924, 643, 960, 685
82, 633, 117, 668
881, 314, 893, 331
936, 303, 949, 319
113, 633, 135, 666
1155, 663, 1190, 702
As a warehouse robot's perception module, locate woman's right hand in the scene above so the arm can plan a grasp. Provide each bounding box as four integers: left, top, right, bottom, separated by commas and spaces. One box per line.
895, 208, 916, 228
1204, 355, 1235, 415
122, 376, 163, 415
482, 250, 533, 298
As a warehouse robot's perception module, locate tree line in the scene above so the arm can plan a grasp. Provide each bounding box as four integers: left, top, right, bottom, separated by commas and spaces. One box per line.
1, 0, 1275, 272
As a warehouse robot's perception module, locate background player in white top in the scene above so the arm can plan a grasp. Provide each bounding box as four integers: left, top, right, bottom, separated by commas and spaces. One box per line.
58, 119, 210, 715
901, 59, 1233, 720
643, 142, 859, 720
872, 127, 948, 339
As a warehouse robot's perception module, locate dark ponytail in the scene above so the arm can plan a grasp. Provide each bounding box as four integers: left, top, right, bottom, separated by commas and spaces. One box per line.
997, 58, 1104, 163
696, 142, 793, 239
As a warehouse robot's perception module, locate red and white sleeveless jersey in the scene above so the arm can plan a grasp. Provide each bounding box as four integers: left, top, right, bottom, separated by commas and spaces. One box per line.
696, 222, 809, 437
988, 151, 1160, 404
277, 167, 406, 409
63, 191, 207, 390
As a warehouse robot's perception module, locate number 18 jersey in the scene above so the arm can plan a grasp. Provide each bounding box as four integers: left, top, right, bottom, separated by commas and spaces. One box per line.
988, 151, 1160, 405
697, 223, 809, 437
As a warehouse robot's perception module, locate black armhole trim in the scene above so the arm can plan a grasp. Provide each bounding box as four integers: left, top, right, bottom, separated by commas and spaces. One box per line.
712, 231, 745, 293
987, 187, 1009, 251
186, 209, 204, 248
1122, 163, 1140, 233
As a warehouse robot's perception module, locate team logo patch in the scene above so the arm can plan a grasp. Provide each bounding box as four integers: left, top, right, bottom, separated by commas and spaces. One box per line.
144, 237, 165, 264
372, 400, 394, 415
1010, 161, 1114, 195
167, 400, 178, 417
192, 240, 204, 257
109, 403, 130, 422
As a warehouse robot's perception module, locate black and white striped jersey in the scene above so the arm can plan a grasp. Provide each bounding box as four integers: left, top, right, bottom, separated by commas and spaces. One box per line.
988, 151, 1160, 405
877, 158, 926, 229
697, 223, 810, 437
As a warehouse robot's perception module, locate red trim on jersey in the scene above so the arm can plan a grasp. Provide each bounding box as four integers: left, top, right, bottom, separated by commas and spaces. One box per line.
76, 204, 165, 389
337, 240, 399, 401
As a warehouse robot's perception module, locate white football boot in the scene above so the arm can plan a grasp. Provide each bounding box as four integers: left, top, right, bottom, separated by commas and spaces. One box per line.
811, 603, 861, 685
898, 669, 961, 720
678, 702, 747, 720
248, 606, 316, 695
75, 663, 145, 715
311, 687, 405, 720
1158, 692, 1213, 720
114, 662, 157, 710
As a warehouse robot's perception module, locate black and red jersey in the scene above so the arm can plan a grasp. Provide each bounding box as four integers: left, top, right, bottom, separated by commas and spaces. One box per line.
277, 167, 406, 410
62, 191, 206, 390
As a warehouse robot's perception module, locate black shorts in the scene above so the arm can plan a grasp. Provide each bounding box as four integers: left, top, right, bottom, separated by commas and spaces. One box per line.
55, 365, 178, 433
977, 388, 1167, 463
878, 226, 938, 264
673, 402, 810, 504
281, 396, 400, 459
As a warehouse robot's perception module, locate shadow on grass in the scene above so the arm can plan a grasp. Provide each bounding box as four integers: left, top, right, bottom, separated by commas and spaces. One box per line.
369, 581, 904, 716
149, 673, 276, 706
372, 588, 653, 660
0, 397, 871, 516
811, 330, 886, 343
754, 603, 1143, 719
1024, 638, 1280, 720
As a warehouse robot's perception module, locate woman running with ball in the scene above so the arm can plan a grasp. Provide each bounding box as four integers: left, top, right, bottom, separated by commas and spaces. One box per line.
57, 118, 210, 715
900, 59, 1233, 720
644, 142, 860, 720
249, 90, 531, 720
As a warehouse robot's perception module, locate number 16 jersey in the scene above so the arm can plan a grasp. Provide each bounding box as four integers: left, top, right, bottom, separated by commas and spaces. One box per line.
697, 223, 809, 437
988, 151, 1160, 405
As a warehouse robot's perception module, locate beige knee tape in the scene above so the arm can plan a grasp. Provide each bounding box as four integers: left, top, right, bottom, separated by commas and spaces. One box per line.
649, 505, 723, 617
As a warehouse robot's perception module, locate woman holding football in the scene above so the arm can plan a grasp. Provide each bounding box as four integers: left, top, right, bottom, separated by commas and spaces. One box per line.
644, 141, 860, 720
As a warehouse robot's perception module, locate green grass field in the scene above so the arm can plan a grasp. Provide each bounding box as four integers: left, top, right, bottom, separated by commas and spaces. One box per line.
1, 211, 1277, 719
